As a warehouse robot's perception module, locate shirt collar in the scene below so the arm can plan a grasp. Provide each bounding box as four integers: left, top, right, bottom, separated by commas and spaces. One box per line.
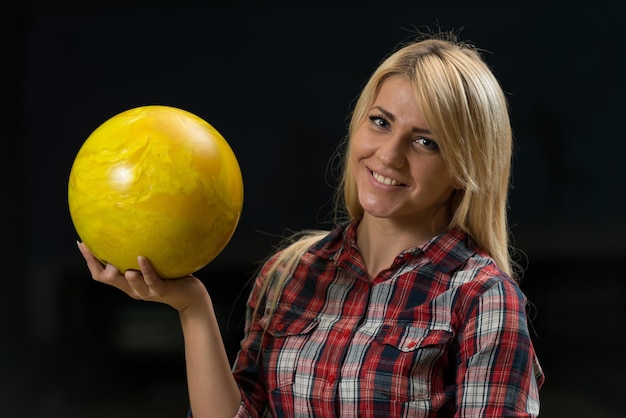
308, 219, 479, 275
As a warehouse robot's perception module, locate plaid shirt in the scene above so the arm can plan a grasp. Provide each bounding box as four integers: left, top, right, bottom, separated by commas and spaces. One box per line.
214, 221, 543, 417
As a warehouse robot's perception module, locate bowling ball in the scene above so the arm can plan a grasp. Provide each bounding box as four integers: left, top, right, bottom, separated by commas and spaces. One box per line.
68, 105, 244, 278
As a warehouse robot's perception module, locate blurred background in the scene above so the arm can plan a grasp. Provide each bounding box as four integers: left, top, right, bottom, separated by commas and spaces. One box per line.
2, 1, 624, 417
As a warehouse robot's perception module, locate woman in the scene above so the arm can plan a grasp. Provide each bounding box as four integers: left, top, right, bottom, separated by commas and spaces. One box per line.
79, 33, 545, 417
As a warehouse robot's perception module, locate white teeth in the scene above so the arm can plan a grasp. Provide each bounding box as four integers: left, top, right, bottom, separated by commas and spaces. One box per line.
372, 171, 401, 186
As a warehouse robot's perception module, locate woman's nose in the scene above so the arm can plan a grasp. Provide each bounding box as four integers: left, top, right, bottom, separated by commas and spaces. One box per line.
377, 136, 406, 168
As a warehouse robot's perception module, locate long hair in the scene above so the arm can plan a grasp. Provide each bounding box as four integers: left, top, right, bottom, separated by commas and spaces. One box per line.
344, 33, 514, 277
253, 32, 516, 321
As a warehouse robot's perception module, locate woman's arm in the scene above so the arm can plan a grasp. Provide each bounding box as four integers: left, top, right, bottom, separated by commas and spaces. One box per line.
456, 277, 544, 417
179, 287, 241, 418
77, 242, 242, 418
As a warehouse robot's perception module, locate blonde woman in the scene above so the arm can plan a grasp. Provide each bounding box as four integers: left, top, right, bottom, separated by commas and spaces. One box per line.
79, 32, 545, 417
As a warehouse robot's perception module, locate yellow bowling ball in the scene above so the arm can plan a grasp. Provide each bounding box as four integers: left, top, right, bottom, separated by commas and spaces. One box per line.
68, 105, 244, 278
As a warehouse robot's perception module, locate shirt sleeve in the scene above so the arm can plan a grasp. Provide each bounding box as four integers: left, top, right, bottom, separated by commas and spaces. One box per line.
455, 276, 545, 417
228, 252, 287, 417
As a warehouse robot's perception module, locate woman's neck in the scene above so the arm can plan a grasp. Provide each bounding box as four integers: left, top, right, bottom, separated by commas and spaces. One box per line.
355, 215, 446, 279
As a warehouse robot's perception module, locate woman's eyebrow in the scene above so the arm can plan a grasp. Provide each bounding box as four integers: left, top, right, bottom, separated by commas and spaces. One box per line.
371, 105, 433, 135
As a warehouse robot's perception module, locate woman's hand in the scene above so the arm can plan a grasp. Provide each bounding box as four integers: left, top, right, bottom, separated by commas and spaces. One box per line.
77, 241, 207, 312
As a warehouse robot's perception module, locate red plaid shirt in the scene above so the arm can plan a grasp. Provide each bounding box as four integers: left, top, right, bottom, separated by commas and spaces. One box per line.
210, 221, 544, 417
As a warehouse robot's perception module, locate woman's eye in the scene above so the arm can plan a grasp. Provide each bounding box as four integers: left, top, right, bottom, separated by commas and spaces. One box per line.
368, 114, 389, 129
415, 137, 439, 150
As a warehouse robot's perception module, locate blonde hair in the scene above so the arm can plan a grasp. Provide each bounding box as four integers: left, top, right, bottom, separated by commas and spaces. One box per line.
254, 32, 517, 320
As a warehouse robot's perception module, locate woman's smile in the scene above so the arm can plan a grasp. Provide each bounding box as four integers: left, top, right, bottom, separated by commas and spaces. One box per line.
370, 168, 406, 187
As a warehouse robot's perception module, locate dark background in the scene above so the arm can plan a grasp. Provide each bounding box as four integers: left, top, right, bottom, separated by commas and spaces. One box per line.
2, 1, 625, 417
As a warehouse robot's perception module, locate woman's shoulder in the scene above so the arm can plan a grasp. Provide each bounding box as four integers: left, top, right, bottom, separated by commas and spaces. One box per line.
449, 250, 529, 319
252, 226, 340, 289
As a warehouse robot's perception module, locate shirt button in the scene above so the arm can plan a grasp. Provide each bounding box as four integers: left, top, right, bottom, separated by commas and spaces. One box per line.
276, 323, 285, 331
327, 373, 336, 384
342, 329, 351, 337
407, 341, 417, 349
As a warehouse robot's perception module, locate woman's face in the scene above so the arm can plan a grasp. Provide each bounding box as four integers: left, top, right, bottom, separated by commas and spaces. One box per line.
349, 76, 457, 229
